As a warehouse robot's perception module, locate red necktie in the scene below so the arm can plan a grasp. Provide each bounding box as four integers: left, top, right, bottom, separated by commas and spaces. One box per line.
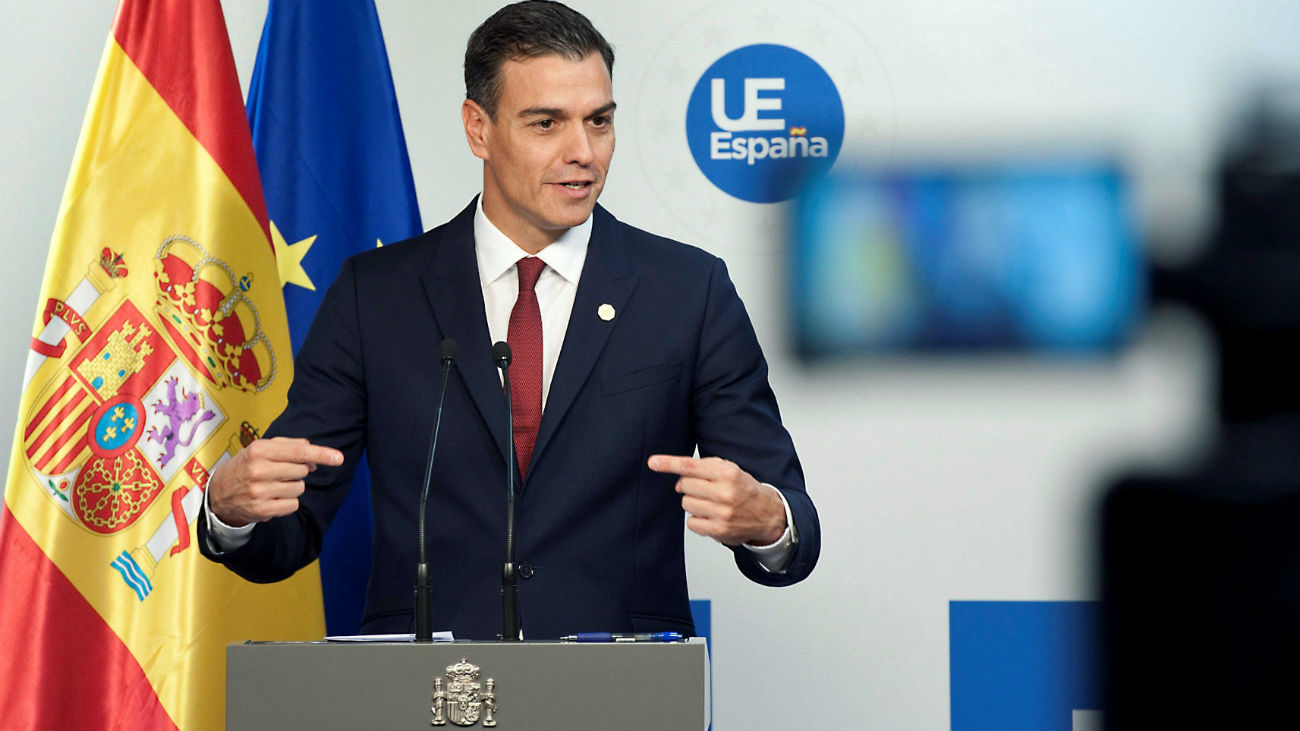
508, 257, 545, 478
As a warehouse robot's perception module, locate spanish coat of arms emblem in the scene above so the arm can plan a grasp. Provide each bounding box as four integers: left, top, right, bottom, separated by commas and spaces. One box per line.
21, 238, 275, 601
431, 658, 497, 727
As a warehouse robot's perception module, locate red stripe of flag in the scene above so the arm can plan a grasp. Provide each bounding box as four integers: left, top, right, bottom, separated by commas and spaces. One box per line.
0, 505, 179, 731
23, 378, 78, 441
26, 390, 89, 465
110, 0, 272, 247
48, 442, 93, 478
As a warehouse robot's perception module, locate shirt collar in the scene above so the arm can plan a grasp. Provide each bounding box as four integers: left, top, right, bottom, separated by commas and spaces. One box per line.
474, 196, 592, 288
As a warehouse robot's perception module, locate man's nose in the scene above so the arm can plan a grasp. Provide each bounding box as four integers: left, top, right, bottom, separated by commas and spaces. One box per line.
563, 127, 595, 166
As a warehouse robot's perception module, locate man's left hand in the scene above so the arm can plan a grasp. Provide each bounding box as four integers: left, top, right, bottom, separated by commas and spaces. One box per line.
647, 454, 786, 546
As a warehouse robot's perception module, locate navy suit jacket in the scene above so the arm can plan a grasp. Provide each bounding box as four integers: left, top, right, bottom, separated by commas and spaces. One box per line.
200, 200, 819, 639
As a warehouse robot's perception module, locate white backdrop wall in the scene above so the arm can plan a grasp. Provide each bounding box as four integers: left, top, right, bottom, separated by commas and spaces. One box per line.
2, 1, 1298, 729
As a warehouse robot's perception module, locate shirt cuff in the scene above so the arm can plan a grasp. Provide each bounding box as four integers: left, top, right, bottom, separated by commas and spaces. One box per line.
742, 484, 797, 573
203, 487, 255, 553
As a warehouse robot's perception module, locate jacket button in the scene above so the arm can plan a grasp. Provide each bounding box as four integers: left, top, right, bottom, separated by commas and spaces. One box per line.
518, 561, 534, 579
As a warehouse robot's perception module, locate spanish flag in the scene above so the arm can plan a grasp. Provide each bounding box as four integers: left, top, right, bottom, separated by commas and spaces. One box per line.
0, 2, 324, 729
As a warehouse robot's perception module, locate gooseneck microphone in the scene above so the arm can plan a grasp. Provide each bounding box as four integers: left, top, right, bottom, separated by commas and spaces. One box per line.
414, 338, 457, 642
492, 341, 522, 642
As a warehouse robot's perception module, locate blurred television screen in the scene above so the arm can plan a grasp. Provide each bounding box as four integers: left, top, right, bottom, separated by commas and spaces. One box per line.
788, 159, 1145, 357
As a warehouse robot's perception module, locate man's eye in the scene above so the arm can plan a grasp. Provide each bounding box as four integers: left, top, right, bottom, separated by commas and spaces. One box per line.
590, 116, 611, 127
535, 119, 555, 130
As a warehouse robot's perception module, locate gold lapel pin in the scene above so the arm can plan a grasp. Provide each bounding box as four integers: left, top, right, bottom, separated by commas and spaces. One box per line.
598, 303, 615, 321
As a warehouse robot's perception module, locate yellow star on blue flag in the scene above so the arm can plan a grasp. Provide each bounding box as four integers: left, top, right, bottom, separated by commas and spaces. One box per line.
270, 220, 317, 291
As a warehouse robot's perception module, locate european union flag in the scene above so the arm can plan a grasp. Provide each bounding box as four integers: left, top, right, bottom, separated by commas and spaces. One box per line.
247, 0, 421, 635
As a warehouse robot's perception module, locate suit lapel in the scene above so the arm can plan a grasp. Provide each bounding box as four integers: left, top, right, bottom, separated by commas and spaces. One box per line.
531, 208, 639, 481
420, 201, 511, 468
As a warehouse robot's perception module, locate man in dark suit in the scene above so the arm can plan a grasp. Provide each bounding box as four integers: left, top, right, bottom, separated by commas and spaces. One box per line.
200, 0, 819, 640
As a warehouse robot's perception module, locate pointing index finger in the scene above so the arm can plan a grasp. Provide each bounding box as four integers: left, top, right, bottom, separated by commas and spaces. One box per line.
262, 437, 344, 467
647, 454, 721, 479
298, 443, 344, 467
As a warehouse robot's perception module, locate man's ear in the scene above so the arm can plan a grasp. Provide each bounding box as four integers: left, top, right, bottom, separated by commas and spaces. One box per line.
462, 99, 491, 161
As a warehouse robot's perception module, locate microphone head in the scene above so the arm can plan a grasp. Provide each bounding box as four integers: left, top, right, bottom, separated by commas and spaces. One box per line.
492, 341, 512, 368
438, 338, 458, 364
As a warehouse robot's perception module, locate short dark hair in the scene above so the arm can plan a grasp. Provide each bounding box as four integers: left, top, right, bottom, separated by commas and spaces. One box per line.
465, 1, 615, 120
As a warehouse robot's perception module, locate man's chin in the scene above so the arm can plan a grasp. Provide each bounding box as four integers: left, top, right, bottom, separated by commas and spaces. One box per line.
549, 201, 599, 229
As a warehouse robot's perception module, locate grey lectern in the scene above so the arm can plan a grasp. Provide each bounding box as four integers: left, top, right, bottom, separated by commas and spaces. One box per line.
227, 639, 709, 731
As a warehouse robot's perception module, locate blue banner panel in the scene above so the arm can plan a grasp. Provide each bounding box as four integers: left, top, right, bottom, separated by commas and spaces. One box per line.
690, 599, 712, 646
950, 601, 1102, 731
690, 599, 712, 731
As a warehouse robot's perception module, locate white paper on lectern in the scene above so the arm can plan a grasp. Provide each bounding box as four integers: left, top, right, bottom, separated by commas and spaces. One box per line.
324, 632, 454, 642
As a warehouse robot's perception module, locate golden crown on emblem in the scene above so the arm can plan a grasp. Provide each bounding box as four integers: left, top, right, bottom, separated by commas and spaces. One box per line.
152, 235, 276, 393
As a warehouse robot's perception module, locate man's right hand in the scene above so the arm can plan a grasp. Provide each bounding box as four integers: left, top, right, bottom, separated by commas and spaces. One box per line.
207, 437, 344, 527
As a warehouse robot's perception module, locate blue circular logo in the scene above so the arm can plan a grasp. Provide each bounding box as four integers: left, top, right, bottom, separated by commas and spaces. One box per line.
686, 44, 844, 203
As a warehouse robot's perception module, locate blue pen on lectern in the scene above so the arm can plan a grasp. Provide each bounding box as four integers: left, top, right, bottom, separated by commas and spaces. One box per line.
560, 632, 684, 642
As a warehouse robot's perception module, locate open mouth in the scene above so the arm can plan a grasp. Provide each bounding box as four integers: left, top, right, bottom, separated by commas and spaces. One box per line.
560, 182, 590, 189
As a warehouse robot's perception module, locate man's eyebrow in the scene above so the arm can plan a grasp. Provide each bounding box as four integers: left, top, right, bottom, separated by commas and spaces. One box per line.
519, 106, 563, 119
517, 101, 617, 119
